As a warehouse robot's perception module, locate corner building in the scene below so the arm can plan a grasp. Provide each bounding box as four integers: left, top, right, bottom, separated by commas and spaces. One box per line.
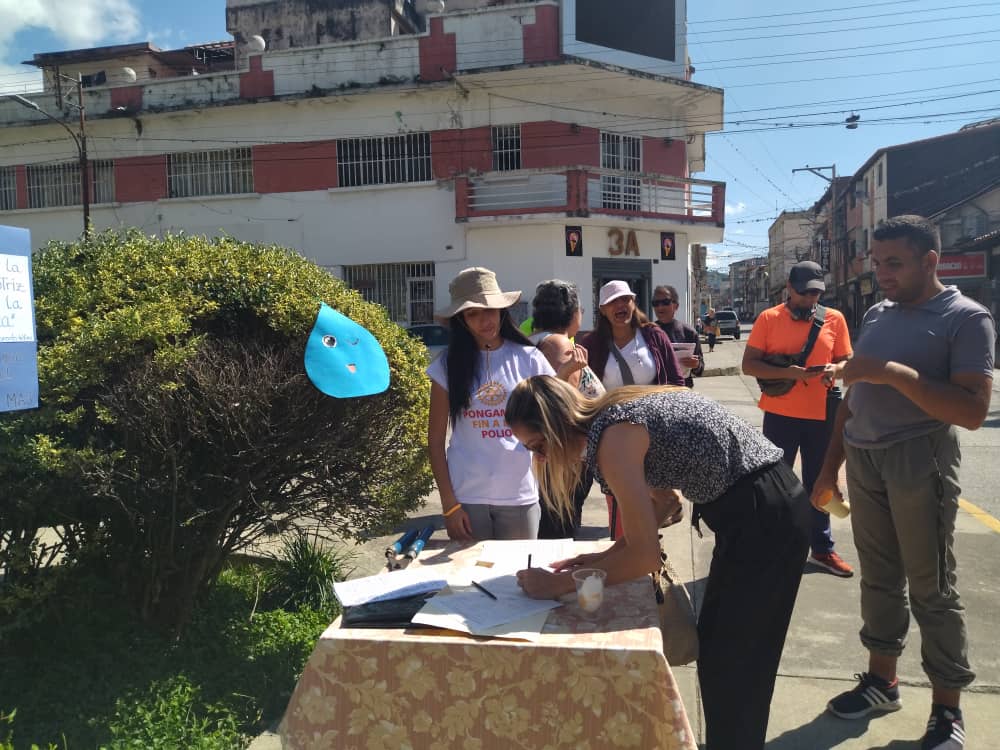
0, 0, 725, 328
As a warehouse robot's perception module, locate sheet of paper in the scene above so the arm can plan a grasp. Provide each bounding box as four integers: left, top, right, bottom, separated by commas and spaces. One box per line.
412, 594, 552, 641
427, 572, 562, 630
332, 567, 448, 607
476, 539, 577, 573
671, 342, 696, 377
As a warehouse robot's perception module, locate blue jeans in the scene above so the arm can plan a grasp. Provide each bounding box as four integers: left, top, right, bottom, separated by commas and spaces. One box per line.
762, 411, 835, 555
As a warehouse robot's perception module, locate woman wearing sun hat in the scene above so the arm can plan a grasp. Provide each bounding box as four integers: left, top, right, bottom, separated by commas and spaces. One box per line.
427, 267, 584, 541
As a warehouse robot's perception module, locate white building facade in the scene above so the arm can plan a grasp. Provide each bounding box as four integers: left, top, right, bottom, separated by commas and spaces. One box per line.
0, 0, 725, 329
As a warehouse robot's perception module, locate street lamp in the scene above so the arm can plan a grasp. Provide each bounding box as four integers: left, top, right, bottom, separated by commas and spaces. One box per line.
8, 74, 89, 235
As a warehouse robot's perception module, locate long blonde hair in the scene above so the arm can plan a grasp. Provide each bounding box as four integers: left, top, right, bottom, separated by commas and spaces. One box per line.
506, 376, 686, 523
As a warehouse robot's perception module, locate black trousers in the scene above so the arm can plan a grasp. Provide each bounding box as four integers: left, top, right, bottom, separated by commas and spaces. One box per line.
694, 462, 810, 750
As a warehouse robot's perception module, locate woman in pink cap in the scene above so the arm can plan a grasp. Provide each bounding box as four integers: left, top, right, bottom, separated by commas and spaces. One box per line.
580, 280, 686, 537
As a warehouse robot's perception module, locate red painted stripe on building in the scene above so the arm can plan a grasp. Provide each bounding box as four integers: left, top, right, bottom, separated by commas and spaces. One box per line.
642, 136, 687, 178
431, 127, 491, 179
521, 122, 599, 169
110, 85, 144, 112
240, 55, 275, 100
253, 141, 338, 192
419, 17, 457, 82
522, 4, 560, 64
114, 155, 167, 203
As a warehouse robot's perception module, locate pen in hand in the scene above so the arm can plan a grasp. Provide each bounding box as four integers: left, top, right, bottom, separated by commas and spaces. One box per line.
471, 580, 498, 600
527, 554, 532, 569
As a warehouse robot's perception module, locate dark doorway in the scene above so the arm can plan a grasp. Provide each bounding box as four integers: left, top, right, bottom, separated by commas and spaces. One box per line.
591, 258, 653, 326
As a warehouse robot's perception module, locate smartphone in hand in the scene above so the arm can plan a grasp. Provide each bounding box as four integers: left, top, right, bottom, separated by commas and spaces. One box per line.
805, 364, 828, 372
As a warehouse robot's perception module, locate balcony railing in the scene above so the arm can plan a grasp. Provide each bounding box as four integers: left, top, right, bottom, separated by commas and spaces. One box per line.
455, 167, 725, 226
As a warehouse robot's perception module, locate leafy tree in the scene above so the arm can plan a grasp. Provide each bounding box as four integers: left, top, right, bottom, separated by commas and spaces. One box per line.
0, 230, 432, 634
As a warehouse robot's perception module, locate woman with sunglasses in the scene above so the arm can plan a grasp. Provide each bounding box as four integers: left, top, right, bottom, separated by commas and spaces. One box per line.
506, 375, 811, 750
652, 284, 704, 388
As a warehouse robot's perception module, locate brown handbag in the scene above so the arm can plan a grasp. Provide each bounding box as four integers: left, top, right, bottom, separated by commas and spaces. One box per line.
653, 550, 699, 666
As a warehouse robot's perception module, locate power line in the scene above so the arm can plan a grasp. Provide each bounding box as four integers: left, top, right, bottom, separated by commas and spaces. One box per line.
687, 1, 997, 34
692, 9, 1000, 45
688, 0, 926, 25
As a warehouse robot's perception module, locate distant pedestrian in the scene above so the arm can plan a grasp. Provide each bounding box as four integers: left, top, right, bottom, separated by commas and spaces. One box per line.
742, 261, 855, 578
703, 308, 719, 352
652, 284, 704, 388
814, 216, 995, 750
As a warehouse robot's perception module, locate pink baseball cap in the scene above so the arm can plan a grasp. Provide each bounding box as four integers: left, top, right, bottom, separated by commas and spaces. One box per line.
598, 280, 636, 306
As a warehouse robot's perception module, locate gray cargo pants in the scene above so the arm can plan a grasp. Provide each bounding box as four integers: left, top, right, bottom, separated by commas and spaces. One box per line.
844, 426, 975, 690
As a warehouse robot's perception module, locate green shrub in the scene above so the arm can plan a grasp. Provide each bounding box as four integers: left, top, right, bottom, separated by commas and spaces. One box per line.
0, 710, 58, 750
264, 531, 352, 611
103, 676, 242, 750
0, 230, 432, 634
0, 562, 333, 748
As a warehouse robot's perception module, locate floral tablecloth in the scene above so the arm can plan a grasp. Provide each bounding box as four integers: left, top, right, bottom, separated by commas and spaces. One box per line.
279, 542, 695, 750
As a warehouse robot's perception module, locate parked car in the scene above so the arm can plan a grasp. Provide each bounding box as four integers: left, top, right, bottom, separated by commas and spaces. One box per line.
406, 323, 449, 361
714, 310, 741, 339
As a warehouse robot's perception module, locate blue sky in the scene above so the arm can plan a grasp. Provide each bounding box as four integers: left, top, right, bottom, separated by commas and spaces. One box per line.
1, 0, 997, 269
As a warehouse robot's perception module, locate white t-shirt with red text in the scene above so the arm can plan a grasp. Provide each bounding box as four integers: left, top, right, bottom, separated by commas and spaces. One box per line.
427, 340, 554, 506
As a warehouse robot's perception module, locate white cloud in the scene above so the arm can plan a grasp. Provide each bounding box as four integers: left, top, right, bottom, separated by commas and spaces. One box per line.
0, 0, 140, 92
0, 0, 140, 48
725, 201, 747, 216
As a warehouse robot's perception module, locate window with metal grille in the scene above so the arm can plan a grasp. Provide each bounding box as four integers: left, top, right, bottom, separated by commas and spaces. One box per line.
491, 125, 521, 172
342, 262, 436, 324
0, 167, 16, 211
600, 132, 641, 210
167, 147, 253, 198
26, 160, 115, 209
337, 133, 432, 188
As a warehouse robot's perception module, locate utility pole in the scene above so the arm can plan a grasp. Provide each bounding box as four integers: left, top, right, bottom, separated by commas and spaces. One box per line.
792, 164, 839, 287
9, 73, 89, 235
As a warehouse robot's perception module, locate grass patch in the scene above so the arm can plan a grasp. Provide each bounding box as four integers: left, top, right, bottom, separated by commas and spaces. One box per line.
0, 545, 347, 750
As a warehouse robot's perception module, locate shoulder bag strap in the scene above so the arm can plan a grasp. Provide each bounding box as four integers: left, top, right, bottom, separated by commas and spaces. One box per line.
795, 305, 827, 366
608, 341, 636, 385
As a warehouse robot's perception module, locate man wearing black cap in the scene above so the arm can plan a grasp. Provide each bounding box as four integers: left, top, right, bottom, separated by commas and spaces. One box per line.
742, 261, 855, 577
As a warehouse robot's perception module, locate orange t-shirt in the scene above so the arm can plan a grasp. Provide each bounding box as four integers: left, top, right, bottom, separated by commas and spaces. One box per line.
746, 304, 853, 421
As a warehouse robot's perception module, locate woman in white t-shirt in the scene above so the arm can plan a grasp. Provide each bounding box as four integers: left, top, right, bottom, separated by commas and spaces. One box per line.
428, 267, 568, 541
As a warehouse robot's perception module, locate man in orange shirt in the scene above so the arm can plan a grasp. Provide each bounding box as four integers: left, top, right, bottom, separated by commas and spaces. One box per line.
742, 261, 854, 577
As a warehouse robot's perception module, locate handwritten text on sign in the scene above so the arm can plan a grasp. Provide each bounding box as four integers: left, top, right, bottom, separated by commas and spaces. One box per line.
0, 253, 36, 343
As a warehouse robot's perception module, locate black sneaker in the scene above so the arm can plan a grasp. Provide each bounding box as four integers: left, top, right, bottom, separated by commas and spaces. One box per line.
921, 704, 965, 750
827, 672, 902, 719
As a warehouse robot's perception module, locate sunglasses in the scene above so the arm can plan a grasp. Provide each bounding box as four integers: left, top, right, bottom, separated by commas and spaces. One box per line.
651, 299, 677, 307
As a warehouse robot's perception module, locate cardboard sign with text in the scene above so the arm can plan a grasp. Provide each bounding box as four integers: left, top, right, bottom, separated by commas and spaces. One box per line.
0, 226, 39, 412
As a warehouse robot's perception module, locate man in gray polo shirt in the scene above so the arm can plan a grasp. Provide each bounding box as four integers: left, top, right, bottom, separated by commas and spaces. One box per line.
812, 215, 994, 750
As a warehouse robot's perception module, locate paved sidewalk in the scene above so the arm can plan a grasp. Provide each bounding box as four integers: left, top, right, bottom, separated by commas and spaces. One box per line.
254, 335, 1000, 749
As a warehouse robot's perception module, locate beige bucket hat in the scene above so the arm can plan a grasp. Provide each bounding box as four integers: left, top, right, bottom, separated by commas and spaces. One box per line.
434, 267, 522, 323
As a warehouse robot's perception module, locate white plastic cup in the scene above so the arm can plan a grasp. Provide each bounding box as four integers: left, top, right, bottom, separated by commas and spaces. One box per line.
572, 568, 607, 613
818, 488, 851, 519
